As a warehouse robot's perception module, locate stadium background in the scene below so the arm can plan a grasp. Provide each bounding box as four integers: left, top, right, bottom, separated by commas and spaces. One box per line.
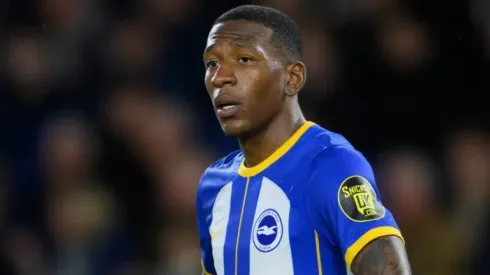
0, 0, 489, 274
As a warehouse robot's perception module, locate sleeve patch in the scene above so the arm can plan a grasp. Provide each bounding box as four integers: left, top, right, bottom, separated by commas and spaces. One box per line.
337, 175, 385, 222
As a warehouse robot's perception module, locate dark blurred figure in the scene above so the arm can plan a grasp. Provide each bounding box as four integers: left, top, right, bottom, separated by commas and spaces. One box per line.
105, 85, 213, 273
6, 29, 52, 105
138, 0, 198, 27
298, 24, 339, 127
106, 18, 159, 81
40, 113, 132, 275
3, 226, 48, 275
39, 0, 105, 93
377, 147, 466, 274
444, 127, 490, 274
377, 15, 431, 72
2, 28, 55, 233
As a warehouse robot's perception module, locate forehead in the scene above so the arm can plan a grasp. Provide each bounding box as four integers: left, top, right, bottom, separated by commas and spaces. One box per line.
206, 20, 274, 48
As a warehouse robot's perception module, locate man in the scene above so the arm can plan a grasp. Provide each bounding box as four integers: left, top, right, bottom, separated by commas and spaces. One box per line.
196, 5, 411, 275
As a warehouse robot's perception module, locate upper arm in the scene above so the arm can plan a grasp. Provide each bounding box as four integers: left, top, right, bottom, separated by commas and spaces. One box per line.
196, 181, 216, 275
351, 235, 411, 275
305, 146, 408, 272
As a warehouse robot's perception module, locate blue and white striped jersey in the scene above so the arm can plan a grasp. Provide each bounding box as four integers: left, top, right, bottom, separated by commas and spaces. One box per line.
196, 121, 403, 275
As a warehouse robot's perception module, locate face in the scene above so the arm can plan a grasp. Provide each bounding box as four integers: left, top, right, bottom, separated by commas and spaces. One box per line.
203, 20, 297, 137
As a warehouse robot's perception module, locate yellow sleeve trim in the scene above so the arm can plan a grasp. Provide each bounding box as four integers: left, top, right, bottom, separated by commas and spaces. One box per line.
345, 226, 404, 270
201, 258, 213, 275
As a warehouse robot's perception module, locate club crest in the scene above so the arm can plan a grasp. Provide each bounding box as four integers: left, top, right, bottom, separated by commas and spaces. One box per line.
252, 209, 283, 252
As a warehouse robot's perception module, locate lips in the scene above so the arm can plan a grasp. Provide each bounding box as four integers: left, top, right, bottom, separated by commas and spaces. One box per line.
213, 94, 242, 119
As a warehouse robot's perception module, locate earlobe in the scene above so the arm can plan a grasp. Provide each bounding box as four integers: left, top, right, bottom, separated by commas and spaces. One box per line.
285, 62, 306, 96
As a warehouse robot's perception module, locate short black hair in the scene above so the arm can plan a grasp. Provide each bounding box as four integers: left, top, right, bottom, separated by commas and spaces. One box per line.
213, 5, 302, 61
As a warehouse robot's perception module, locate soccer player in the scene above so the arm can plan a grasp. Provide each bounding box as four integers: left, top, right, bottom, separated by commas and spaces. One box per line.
196, 5, 411, 275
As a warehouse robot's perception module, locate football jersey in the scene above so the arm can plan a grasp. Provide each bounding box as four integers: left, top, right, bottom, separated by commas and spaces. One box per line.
196, 121, 403, 275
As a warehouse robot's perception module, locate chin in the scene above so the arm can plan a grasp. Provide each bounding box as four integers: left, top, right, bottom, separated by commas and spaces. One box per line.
220, 119, 249, 137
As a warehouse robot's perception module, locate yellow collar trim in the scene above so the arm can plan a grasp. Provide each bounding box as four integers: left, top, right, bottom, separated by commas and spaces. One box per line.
237, 121, 315, 177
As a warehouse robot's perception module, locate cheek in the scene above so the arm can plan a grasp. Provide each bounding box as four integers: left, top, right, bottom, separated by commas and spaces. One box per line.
236, 68, 259, 86
260, 68, 286, 105
238, 70, 271, 104
271, 69, 286, 94
249, 80, 283, 121
204, 71, 213, 92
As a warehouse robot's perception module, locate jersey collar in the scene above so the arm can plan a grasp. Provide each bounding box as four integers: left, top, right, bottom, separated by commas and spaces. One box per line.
237, 121, 315, 177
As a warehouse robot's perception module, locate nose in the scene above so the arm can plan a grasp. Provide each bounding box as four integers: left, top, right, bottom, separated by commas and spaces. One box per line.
211, 64, 237, 88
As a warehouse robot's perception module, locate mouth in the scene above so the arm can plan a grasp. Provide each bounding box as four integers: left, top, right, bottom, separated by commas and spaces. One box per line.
216, 103, 242, 119
214, 95, 242, 119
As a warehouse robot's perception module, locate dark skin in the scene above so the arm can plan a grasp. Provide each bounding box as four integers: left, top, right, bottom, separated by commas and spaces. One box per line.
203, 19, 306, 166
352, 236, 411, 275
203, 20, 411, 275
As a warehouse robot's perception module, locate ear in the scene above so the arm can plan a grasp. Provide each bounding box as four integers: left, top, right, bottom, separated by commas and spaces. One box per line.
285, 61, 307, 96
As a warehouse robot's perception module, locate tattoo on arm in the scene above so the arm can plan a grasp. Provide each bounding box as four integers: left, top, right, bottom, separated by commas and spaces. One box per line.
351, 236, 411, 275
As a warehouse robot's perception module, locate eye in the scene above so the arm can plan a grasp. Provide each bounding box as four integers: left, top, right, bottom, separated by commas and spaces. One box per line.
238, 56, 253, 64
206, 60, 218, 68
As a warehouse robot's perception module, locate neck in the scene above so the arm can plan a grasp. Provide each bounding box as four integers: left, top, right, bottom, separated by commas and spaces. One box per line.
239, 108, 306, 168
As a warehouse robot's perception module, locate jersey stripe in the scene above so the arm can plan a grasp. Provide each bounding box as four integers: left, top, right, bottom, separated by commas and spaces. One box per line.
210, 182, 233, 275
234, 177, 250, 275
314, 230, 323, 275
249, 177, 293, 275
237, 177, 261, 275
224, 179, 247, 275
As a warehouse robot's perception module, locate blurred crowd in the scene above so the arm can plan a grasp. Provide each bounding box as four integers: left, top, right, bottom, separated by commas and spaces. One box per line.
0, 0, 488, 274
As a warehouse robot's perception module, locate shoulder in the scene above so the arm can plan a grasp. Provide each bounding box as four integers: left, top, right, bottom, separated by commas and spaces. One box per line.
307, 144, 374, 190
202, 150, 242, 177
306, 124, 373, 181
197, 150, 242, 198
201, 151, 243, 180
312, 145, 371, 173
307, 123, 355, 150
298, 124, 374, 189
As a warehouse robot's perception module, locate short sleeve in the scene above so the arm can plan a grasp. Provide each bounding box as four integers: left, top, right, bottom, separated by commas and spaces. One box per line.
305, 146, 404, 271
196, 184, 216, 275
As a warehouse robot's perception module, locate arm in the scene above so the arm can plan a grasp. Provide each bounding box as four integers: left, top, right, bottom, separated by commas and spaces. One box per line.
351, 236, 411, 275
305, 146, 412, 274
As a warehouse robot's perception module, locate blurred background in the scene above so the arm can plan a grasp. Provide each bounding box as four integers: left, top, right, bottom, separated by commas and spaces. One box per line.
0, 0, 488, 274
